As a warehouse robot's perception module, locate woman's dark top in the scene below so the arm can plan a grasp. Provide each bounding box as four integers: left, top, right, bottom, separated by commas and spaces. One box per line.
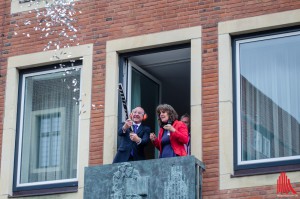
160, 129, 176, 158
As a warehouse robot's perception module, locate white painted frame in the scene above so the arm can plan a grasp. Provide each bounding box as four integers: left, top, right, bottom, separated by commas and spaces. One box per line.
11, 0, 79, 14
235, 32, 300, 166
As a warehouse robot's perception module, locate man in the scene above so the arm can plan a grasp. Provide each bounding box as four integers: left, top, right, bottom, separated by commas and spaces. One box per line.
180, 113, 191, 155
113, 107, 150, 163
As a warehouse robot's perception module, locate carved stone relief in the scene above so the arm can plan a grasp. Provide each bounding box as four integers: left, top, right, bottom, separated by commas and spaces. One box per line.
163, 166, 189, 199
111, 162, 149, 199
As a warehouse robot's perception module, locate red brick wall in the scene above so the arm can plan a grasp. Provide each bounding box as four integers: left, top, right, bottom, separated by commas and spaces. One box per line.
1, 0, 300, 198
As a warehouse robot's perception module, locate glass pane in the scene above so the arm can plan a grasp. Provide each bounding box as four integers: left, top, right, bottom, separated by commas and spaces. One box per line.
239, 32, 300, 162
131, 68, 160, 159
131, 69, 142, 108
19, 68, 80, 184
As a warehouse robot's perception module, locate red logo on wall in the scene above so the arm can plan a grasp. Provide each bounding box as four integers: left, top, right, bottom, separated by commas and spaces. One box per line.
277, 172, 297, 197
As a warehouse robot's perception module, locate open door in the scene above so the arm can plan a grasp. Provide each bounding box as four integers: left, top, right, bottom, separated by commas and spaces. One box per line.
125, 60, 161, 159
119, 45, 191, 159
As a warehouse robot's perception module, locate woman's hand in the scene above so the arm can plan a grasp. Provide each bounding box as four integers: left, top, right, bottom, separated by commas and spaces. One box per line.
163, 124, 175, 132
150, 133, 157, 141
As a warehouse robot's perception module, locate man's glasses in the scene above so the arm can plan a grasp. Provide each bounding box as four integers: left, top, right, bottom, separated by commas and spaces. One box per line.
132, 111, 144, 115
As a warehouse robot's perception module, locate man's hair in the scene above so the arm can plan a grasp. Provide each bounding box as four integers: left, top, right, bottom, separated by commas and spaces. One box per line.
156, 104, 178, 126
132, 106, 145, 115
180, 113, 190, 120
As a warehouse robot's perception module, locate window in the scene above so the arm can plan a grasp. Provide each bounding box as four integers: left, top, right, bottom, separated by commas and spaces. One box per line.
1, 44, 92, 197
118, 45, 191, 159
19, 0, 35, 3
234, 29, 300, 170
38, 113, 62, 168
11, 0, 42, 13
253, 130, 271, 159
14, 62, 81, 191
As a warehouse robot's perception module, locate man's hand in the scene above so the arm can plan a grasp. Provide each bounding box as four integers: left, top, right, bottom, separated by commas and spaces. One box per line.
122, 119, 133, 131
130, 132, 141, 143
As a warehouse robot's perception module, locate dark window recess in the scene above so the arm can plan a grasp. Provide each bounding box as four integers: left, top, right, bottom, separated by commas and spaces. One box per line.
232, 164, 300, 177
10, 186, 77, 198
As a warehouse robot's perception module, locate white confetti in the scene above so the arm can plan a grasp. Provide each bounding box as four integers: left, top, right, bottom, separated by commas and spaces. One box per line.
15, 0, 81, 52
72, 79, 77, 86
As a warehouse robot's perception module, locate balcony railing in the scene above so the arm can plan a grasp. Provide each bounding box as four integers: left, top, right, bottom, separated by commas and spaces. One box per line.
84, 156, 205, 199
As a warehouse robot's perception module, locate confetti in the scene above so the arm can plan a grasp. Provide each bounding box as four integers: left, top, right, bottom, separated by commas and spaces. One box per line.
18, 0, 81, 51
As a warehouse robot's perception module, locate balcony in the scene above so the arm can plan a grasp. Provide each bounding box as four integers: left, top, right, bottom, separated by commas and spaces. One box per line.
84, 156, 205, 199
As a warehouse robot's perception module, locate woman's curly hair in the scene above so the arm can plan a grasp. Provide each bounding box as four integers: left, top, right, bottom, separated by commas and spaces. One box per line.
156, 104, 178, 126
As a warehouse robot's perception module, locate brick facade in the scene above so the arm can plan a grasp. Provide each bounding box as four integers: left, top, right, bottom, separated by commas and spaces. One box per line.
1, 0, 300, 198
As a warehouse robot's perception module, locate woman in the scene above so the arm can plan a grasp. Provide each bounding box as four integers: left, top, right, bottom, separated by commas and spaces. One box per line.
150, 104, 189, 158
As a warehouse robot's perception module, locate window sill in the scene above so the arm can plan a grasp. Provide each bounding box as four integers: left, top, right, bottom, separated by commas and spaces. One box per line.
9, 186, 78, 198
232, 164, 300, 178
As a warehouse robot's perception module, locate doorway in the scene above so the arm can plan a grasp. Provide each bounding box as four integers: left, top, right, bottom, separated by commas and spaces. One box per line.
119, 44, 191, 159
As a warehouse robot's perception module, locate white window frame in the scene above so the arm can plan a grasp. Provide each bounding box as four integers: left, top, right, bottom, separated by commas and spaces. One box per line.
235, 31, 300, 166
219, 9, 300, 190
11, 0, 79, 14
11, 0, 47, 14
17, 64, 81, 188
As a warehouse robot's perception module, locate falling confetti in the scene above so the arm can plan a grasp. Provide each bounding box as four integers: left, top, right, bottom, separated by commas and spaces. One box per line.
16, 1, 86, 115
72, 79, 77, 86
18, 0, 81, 51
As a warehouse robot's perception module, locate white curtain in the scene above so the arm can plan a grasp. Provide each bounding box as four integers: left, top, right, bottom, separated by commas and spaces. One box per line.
239, 33, 300, 161
19, 69, 80, 184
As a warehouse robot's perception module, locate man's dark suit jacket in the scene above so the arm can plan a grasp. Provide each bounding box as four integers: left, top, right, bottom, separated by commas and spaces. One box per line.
113, 123, 150, 163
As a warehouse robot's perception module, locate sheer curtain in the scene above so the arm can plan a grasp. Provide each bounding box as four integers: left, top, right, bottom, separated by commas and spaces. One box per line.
19, 69, 80, 185
239, 33, 300, 162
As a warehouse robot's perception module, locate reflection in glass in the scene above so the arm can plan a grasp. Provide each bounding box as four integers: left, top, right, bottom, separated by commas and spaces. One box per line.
238, 33, 300, 162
